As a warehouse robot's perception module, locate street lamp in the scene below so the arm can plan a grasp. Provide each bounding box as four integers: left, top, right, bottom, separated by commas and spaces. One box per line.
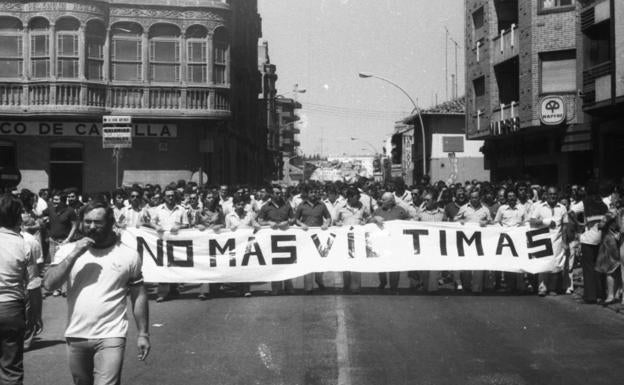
358, 71, 427, 176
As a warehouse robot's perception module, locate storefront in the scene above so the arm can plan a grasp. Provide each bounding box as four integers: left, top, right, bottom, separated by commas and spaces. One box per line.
0, 118, 228, 193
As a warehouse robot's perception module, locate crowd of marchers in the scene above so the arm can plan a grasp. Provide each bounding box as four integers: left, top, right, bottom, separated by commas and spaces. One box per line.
2, 175, 623, 385
11, 175, 624, 305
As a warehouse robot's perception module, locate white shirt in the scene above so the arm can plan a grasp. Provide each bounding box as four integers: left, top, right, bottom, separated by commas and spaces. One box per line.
323, 196, 346, 224
0, 228, 29, 302
494, 203, 525, 227
225, 210, 256, 230
530, 201, 566, 230
53, 241, 143, 338
119, 206, 150, 228
151, 203, 188, 231
22, 232, 42, 289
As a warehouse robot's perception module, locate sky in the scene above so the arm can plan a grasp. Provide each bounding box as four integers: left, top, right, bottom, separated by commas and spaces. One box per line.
258, 0, 465, 157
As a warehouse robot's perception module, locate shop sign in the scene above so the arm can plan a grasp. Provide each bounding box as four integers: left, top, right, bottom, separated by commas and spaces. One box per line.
539, 96, 566, 125
0, 121, 177, 138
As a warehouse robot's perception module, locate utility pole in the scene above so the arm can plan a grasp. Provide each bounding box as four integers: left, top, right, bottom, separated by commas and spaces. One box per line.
445, 27, 449, 101
449, 36, 460, 100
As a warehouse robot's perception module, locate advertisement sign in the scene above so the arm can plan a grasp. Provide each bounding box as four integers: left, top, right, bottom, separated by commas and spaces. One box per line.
539, 96, 566, 125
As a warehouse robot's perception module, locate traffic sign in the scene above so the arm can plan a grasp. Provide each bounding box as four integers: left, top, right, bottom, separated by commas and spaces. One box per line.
0, 166, 22, 188
102, 126, 132, 148
103, 115, 132, 124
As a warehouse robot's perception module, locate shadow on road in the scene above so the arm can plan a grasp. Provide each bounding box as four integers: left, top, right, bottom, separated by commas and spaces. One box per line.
25, 339, 66, 352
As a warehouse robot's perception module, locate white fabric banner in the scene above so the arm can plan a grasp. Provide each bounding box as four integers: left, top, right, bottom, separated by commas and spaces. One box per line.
120, 221, 564, 283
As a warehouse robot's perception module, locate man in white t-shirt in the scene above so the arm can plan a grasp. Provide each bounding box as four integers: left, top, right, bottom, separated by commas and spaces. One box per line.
43, 201, 150, 385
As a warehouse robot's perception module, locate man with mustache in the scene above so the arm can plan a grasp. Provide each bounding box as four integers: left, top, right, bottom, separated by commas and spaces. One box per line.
43, 201, 150, 385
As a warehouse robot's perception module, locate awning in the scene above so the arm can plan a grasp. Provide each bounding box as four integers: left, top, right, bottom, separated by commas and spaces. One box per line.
561, 123, 592, 152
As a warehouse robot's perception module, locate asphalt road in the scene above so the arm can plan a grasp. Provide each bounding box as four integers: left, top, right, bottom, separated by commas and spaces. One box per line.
25, 275, 624, 385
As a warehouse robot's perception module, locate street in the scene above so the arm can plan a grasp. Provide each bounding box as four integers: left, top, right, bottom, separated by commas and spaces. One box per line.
24, 274, 624, 385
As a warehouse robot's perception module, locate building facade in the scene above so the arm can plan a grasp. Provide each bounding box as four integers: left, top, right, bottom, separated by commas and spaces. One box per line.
394, 98, 488, 186
0, 0, 263, 193
275, 96, 302, 183
579, 0, 624, 181
465, 0, 589, 185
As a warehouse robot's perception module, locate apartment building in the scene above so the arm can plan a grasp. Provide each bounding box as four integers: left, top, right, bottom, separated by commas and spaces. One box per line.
465, 0, 588, 184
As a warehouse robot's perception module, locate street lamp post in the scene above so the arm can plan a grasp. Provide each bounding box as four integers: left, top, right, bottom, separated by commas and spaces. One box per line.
358, 71, 427, 176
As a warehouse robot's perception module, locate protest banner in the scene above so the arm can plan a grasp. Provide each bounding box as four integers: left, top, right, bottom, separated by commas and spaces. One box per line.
120, 221, 564, 283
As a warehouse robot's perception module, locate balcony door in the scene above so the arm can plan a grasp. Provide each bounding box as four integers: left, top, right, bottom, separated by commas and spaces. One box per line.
49, 143, 83, 192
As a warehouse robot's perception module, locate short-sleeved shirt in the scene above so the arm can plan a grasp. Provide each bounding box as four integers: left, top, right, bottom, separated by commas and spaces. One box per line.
225, 210, 256, 230
529, 201, 567, 230
416, 207, 445, 222
22, 232, 42, 289
151, 204, 188, 231
258, 201, 292, 223
336, 203, 368, 226
494, 203, 525, 227
44, 205, 77, 240
454, 203, 492, 224
295, 201, 331, 227
323, 197, 346, 223
119, 206, 150, 228
0, 228, 29, 302
52, 241, 143, 338
372, 205, 410, 221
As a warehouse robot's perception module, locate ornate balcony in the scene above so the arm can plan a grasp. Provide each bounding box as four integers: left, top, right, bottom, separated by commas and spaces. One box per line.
0, 81, 231, 118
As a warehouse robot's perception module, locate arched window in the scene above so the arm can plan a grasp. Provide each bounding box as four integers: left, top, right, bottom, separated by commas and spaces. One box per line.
29, 17, 50, 78
0, 17, 23, 78
86, 20, 105, 80
213, 27, 229, 85
56, 18, 80, 78
186, 25, 207, 83
111, 22, 142, 81
149, 24, 181, 82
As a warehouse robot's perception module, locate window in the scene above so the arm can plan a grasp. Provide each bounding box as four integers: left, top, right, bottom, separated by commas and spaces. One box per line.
473, 76, 485, 111
86, 21, 105, 80
471, 7, 484, 45
57, 34, 78, 78
540, 51, 576, 94
213, 28, 229, 84
540, 0, 573, 10
187, 25, 208, 83
149, 24, 180, 82
150, 41, 179, 82
187, 41, 206, 82
55, 18, 80, 79
0, 18, 23, 78
31, 34, 49, 78
111, 23, 142, 81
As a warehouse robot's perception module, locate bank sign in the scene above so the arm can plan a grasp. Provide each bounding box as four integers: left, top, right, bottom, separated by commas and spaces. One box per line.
0, 121, 177, 138
539, 96, 566, 125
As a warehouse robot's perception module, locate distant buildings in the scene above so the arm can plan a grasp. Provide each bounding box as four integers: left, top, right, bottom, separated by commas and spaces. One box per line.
0, 0, 264, 191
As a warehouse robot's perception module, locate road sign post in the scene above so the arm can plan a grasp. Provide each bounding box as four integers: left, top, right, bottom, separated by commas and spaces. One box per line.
103, 116, 132, 188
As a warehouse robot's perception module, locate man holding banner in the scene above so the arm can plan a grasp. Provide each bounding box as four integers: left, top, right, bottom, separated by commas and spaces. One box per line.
454, 190, 491, 293
294, 185, 331, 294
370, 192, 410, 294
529, 186, 566, 297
